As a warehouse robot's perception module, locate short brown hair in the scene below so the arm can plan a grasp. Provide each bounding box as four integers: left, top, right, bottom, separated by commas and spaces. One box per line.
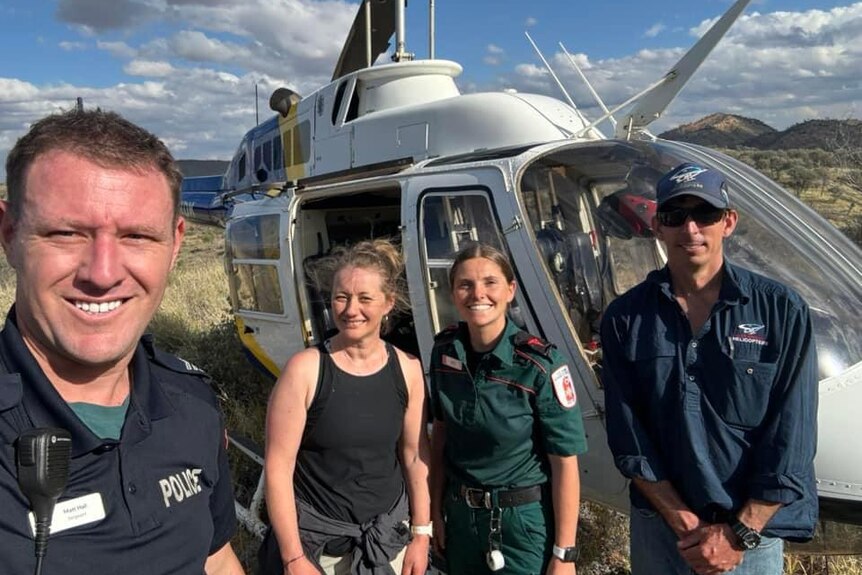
448, 243, 515, 289
5, 109, 183, 219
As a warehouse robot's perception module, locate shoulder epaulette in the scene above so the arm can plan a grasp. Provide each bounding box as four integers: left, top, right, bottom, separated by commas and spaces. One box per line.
513, 331, 555, 359
142, 335, 208, 377
433, 323, 461, 344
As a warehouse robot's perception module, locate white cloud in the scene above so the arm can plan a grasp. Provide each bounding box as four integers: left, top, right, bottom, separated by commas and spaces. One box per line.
59, 41, 87, 51
124, 60, 176, 77
487, 44, 504, 55
525, 16, 537, 28
97, 40, 138, 59
644, 22, 666, 38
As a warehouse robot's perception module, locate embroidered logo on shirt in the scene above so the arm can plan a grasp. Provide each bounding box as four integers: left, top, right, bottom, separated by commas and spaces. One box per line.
551, 366, 577, 408
731, 323, 767, 346
158, 468, 203, 508
442, 355, 463, 371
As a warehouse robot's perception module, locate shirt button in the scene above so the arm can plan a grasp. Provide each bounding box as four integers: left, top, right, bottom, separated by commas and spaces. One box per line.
691, 342, 698, 348
688, 375, 695, 381
746, 368, 754, 375
128, 483, 137, 494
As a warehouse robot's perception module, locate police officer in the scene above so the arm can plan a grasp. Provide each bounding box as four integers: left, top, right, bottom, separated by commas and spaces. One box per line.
429, 244, 587, 575
0, 109, 244, 574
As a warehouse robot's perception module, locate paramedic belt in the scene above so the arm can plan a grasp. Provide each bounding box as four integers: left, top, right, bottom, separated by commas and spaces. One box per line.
459, 484, 544, 509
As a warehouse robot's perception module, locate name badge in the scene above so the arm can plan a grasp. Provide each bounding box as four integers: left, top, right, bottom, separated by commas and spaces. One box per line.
442, 355, 463, 371
28, 492, 106, 536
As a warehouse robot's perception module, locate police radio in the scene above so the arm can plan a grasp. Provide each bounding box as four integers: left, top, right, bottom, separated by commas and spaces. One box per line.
17, 428, 72, 575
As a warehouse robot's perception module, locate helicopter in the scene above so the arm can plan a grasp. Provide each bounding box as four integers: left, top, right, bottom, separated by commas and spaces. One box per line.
179, 0, 862, 554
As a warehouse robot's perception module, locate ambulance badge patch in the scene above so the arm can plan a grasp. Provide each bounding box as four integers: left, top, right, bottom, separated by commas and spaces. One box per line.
551, 365, 577, 408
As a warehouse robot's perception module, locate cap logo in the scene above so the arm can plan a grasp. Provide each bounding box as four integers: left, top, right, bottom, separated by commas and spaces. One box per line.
669, 165, 708, 184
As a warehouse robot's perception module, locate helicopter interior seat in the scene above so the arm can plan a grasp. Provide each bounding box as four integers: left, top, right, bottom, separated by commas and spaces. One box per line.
535, 226, 602, 343
595, 185, 656, 240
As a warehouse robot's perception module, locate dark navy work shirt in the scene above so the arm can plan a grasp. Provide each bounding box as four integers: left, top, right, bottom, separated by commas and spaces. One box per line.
600, 260, 818, 541
0, 312, 237, 574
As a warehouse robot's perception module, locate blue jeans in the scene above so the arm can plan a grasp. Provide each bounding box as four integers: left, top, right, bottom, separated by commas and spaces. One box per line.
630, 506, 784, 575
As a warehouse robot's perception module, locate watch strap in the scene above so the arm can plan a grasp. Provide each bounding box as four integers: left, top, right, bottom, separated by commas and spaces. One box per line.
552, 544, 579, 562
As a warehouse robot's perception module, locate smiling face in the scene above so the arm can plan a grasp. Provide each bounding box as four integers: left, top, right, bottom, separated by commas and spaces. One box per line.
653, 195, 737, 273
0, 150, 184, 375
450, 256, 516, 337
330, 265, 394, 343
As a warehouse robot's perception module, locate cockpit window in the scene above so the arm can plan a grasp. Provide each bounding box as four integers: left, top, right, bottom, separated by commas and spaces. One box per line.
516, 139, 862, 381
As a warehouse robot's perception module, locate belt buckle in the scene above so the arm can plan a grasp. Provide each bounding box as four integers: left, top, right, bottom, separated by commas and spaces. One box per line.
464, 487, 491, 509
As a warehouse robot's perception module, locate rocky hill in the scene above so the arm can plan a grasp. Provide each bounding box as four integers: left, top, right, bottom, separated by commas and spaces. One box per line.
660, 113, 775, 148
660, 114, 862, 151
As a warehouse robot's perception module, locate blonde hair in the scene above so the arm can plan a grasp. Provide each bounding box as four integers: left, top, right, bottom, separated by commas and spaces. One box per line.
309, 239, 409, 334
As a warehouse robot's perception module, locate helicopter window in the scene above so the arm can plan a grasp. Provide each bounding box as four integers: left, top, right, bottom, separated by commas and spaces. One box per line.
332, 81, 347, 125
296, 120, 311, 164
254, 145, 263, 173
238, 151, 247, 182
228, 214, 281, 260
419, 192, 505, 331
262, 140, 273, 171
226, 214, 284, 315
273, 136, 283, 170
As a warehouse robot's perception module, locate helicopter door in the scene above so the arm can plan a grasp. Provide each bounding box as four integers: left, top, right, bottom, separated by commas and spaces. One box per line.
418, 191, 532, 335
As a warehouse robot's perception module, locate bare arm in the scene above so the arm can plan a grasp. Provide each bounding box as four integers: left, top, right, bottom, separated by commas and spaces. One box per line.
204, 542, 245, 575
429, 418, 448, 556
546, 455, 580, 575
264, 348, 320, 575
396, 350, 431, 575
631, 477, 701, 537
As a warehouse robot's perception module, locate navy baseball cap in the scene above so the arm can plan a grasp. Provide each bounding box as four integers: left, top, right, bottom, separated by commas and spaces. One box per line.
656, 163, 730, 209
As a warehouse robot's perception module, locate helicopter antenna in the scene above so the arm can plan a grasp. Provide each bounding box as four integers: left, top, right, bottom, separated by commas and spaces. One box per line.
429, 0, 435, 59
365, 0, 372, 67
614, 0, 752, 138
392, 0, 413, 61
524, 32, 582, 117
559, 42, 616, 129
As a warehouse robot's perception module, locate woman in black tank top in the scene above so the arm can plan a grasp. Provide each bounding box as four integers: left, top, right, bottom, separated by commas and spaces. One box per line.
262, 240, 431, 575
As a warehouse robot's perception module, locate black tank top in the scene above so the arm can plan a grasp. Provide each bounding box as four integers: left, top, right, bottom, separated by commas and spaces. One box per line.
294, 342, 408, 525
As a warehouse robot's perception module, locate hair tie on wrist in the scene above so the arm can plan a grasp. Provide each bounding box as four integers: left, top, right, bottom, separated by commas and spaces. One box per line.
284, 553, 304, 566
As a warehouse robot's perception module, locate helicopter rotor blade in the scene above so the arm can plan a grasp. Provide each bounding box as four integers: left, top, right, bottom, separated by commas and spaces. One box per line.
332, 0, 397, 81
614, 0, 751, 139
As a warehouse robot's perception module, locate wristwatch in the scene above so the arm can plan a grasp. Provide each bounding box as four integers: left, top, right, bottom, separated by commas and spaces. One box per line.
728, 518, 762, 550
552, 544, 579, 562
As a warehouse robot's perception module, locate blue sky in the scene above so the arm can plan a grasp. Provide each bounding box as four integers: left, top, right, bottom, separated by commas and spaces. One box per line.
1, 0, 860, 178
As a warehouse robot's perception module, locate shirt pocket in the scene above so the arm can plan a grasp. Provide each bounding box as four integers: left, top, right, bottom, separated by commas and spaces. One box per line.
712, 359, 777, 429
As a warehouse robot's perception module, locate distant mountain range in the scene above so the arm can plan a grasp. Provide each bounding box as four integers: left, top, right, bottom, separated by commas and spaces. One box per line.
177, 159, 229, 177
659, 113, 862, 150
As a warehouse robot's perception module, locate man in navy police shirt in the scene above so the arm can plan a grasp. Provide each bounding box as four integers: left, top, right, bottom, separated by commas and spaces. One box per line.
601, 163, 818, 575
0, 110, 244, 574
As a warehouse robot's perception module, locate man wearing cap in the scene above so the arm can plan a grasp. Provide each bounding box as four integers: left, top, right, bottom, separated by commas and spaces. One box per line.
600, 163, 818, 575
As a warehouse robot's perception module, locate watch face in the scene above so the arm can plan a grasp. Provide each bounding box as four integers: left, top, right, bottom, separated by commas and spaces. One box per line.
730, 520, 761, 550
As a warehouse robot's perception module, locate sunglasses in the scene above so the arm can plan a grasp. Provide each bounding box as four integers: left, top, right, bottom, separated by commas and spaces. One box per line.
656, 205, 727, 227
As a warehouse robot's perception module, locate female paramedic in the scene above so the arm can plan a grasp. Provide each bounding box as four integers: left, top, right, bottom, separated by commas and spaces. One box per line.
429, 243, 588, 575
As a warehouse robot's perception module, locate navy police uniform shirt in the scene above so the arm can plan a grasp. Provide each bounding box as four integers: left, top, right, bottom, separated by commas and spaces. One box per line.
601, 260, 819, 541
430, 319, 587, 489
0, 313, 237, 574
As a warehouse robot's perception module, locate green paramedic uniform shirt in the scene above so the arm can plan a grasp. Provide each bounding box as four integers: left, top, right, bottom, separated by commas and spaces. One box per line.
430, 319, 588, 488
